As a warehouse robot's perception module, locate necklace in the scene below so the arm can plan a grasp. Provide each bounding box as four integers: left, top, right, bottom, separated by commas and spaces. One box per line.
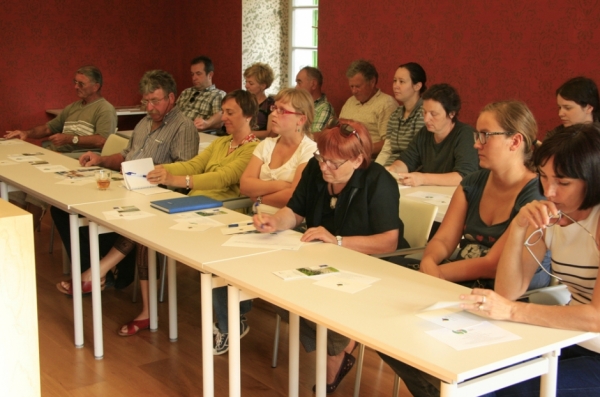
229, 140, 239, 150
328, 183, 338, 209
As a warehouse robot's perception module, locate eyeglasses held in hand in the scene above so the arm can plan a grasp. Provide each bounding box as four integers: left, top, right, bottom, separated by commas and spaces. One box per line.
473, 131, 511, 144
313, 150, 348, 170
270, 104, 303, 116
141, 96, 168, 107
524, 211, 599, 281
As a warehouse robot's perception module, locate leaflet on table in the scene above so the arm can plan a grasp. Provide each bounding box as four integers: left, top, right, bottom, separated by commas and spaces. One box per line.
405, 191, 452, 206
169, 211, 224, 231
8, 154, 43, 162
34, 164, 69, 173
102, 206, 155, 220
222, 229, 304, 250
55, 167, 102, 179
0, 139, 25, 146
312, 270, 380, 293
417, 307, 521, 350
274, 264, 341, 280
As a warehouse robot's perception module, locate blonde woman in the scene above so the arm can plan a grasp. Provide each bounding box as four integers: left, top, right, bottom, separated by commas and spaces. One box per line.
244, 62, 275, 138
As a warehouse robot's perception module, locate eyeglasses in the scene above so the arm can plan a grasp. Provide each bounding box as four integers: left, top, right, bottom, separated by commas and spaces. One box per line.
189, 91, 200, 103
73, 79, 90, 88
473, 131, 512, 144
141, 96, 168, 107
313, 150, 348, 170
339, 123, 363, 145
524, 211, 599, 281
270, 104, 303, 116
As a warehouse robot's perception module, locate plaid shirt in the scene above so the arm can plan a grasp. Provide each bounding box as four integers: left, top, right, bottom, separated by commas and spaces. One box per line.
312, 94, 335, 132
176, 84, 226, 121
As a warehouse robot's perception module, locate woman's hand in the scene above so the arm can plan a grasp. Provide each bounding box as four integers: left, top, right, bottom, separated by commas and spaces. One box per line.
419, 257, 445, 279
398, 172, 425, 187
459, 288, 514, 320
301, 226, 336, 244
146, 165, 171, 185
253, 213, 277, 233
513, 200, 559, 229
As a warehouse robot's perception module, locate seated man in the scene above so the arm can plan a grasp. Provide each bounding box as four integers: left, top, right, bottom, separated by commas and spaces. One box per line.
339, 60, 397, 156
295, 66, 335, 133
51, 69, 198, 289
5, 65, 117, 227
176, 55, 226, 132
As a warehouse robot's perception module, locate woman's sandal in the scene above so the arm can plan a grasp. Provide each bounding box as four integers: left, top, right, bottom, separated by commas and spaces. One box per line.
56, 277, 106, 295
118, 318, 150, 337
312, 352, 356, 394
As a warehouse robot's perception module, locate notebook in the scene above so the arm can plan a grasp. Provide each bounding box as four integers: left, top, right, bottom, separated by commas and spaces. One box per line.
121, 158, 155, 190
150, 195, 223, 214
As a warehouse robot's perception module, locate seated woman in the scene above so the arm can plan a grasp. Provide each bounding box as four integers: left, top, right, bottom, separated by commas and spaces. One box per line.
546, 76, 599, 138
254, 119, 408, 393
375, 62, 427, 167
211, 88, 317, 355
383, 124, 600, 397
387, 83, 479, 186
390, 100, 550, 290
244, 62, 275, 138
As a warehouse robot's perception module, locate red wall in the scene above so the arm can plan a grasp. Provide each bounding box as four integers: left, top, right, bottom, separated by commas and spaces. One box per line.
0, 0, 241, 132
319, 0, 600, 137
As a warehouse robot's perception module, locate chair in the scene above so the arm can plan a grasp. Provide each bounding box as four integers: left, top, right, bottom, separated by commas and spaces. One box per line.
271, 198, 439, 397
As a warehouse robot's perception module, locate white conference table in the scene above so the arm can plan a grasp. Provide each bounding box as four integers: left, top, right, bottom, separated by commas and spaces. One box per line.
70, 195, 279, 396
205, 243, 595, 397
0, 140, 177, 357
401, 185, 457, 223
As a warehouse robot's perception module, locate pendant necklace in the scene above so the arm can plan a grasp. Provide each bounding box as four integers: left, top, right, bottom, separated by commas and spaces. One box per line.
328, 183, 338, 209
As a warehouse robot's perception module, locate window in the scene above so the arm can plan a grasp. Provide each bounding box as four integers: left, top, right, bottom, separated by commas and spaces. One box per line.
289, 0, 318, 83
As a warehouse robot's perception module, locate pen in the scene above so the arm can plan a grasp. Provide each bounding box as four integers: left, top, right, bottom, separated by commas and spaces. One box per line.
124, 172, 147, 177
227, 222, 254, 228
254, 200, 265, 227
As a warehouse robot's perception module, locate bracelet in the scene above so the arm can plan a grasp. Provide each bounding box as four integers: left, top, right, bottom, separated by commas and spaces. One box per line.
185, 175, 190, 189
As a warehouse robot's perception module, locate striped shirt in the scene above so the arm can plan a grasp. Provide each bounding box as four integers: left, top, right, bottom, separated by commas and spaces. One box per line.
176, 85, 225, 121
544, 204, 600, 352
122, 106, 199, 164
375, 99, 424, 166
312, 94, 335, 132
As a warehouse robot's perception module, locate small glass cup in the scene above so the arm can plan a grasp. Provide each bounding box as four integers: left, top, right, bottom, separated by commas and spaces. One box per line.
95, 170, 111, 190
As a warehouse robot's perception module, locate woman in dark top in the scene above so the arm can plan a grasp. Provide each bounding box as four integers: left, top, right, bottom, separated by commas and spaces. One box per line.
546, 76, 599, 138
254, 119, 406, 393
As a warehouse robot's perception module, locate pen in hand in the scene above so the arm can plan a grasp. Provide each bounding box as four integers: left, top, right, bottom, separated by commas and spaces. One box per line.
227, 222, 254, 228
254, 200, 265, 228
124, 172, 147, 177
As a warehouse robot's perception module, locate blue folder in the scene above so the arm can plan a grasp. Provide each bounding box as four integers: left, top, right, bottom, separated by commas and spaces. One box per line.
150, 195, 223, 214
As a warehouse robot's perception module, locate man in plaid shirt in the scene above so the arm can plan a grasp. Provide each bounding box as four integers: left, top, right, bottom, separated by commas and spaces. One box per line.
176, 55, 226, 132
295, 66, 335, 133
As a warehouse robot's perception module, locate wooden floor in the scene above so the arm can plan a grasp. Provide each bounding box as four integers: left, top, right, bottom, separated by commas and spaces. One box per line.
34, 213, 403, 396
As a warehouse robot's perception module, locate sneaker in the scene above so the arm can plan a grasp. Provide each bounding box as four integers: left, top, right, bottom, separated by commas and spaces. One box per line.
213, 318, 250, 355
213, 315, 247, 335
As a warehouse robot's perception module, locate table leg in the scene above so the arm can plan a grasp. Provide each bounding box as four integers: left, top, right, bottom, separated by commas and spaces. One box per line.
89, 221, 104, 359
228, 285, 241, 397
439, 380, 458, 397
69, 213, 84, 348
167, 256, 178, 341
540, 350, 559, 397
315, 324, 327, 397
200, 272, 214, 397
289, 313, 300, 397
148, 248, 158, 331
0, 181, 8, 200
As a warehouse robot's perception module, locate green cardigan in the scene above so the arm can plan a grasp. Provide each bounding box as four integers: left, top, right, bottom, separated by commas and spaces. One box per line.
162, 135, 258, 201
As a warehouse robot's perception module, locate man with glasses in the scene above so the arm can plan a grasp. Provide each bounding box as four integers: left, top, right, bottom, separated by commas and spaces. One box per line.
339, 60, 398, 157
50, 69, 198, 288
176, 55, 226, 132
6, 65, 116, 154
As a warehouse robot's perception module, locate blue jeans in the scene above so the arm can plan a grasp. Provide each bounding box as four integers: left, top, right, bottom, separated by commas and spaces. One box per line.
380, 345, 600, 397
212, 286, 252, 334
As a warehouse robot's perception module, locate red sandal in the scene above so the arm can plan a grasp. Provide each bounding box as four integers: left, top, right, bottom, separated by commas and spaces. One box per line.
118, 318, 150, 336
56, 278, 106, 295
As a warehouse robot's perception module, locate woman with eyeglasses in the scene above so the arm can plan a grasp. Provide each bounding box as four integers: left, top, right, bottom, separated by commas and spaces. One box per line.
375, 62, 427, 167
546, 76, 599, 139
254, 119, 408, 393
386, 83, 479, 186
244, 62, 275, 138
210, 88, 317, 355
380, 101, 553, 397
456, 124, 600, 396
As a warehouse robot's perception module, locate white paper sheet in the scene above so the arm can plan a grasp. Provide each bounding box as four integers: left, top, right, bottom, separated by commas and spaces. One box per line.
56, 178, 96, 186
169, 222, 213, 232
34, 164, 70, 172
103, 206, 155, 220
425, 321, 521, 350
222, 229, 303, 250
121, 158, 155, 190
221, 223, 256, 234
131, 186, 171, 195
9, 155, 43, 162
417, 308, 482, 329
0, 159, 18, 166
0, 139, 25, 146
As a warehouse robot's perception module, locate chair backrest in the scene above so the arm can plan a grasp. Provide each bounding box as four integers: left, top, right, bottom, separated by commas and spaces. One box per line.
399, 197, 438, 248
101, 134, 129, 156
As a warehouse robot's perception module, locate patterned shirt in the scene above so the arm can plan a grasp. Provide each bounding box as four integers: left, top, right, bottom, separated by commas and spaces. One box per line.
176, 84, 226, 122
375, 98, 425, 166
122, 106, 199, 164
312, 94, 335, 132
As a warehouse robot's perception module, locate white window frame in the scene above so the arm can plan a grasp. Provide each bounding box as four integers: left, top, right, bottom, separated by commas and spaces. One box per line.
288, 1, 319, 85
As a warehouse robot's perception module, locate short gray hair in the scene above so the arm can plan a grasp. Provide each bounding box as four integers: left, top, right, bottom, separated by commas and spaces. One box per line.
346, 60, 378, 84
139, 70, 177, 96
76, 65, 103, 89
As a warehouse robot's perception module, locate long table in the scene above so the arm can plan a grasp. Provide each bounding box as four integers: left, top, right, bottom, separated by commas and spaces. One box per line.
206, 244, 595, 397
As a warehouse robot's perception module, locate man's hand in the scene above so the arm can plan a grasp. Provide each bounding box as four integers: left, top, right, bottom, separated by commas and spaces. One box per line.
47, 133, 76, 147
5, 130, 29, 140
194, 117, 209, 131
80, 151, 102, 166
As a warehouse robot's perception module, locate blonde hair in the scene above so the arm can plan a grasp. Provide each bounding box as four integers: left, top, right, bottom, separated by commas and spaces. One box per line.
274, 88, 315, 135
243, 63, 275, 88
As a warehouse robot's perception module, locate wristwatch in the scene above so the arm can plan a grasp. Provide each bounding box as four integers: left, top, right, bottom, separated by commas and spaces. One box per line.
72, 135, 79, 145
336, 235, 343, 246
